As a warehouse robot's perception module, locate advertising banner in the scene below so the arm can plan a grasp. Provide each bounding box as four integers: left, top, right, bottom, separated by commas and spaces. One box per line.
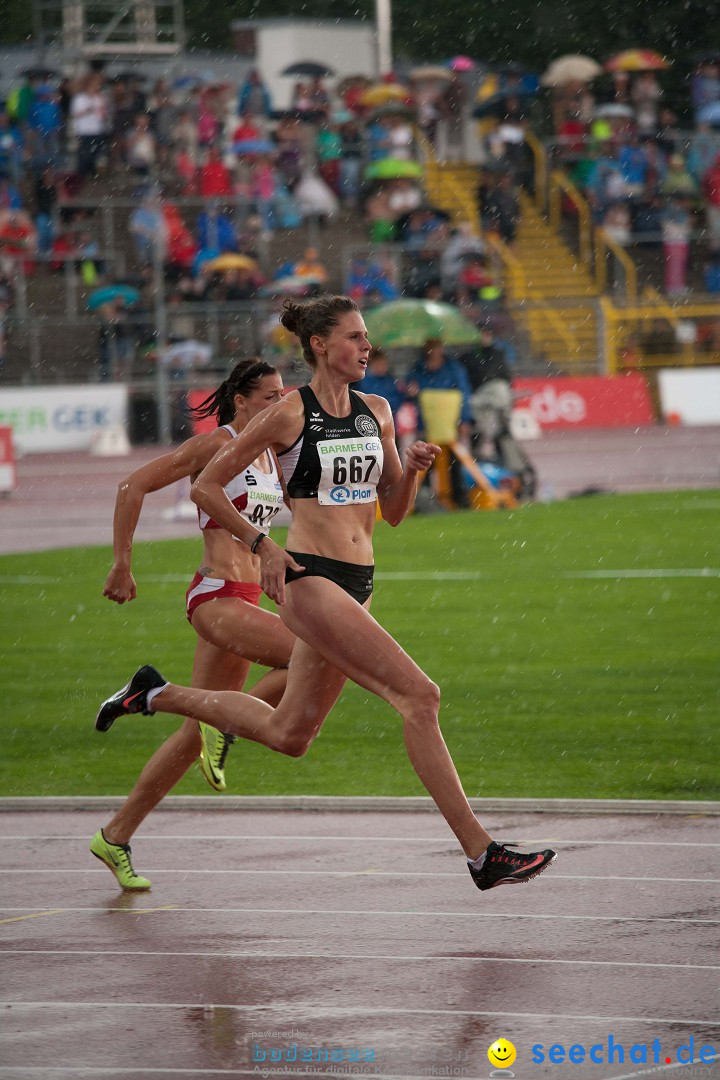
657, 367, 720, 426
512, 374, 654, 430
0, 385, 129, 453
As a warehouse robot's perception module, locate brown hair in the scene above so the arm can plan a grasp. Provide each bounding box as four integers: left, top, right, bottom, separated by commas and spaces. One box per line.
189, 357, 277, 426
279, 294, 359, 367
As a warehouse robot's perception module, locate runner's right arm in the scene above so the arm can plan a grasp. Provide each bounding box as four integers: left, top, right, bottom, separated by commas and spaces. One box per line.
103, 430, 230, 604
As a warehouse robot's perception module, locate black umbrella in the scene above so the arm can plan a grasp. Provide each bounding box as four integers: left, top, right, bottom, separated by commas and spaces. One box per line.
473, 88, 536, 119
281, 61, 335, 78
21, 67, 59, 80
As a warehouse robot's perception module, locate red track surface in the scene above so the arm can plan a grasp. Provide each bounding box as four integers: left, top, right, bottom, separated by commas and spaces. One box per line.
1, 806, 718, 1079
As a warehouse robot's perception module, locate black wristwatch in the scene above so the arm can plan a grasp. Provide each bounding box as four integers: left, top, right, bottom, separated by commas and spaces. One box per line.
250, 532, 266, 554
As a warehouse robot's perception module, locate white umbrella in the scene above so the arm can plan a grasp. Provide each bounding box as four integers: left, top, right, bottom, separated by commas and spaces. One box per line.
541, 55, 603, 87
594, 103, 635, 118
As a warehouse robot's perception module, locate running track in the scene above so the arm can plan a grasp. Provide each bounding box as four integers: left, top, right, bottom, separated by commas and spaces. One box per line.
1, 805, 718, 1080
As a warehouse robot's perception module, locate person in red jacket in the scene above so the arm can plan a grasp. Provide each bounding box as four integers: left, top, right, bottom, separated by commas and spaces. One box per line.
198, 145, 233, 198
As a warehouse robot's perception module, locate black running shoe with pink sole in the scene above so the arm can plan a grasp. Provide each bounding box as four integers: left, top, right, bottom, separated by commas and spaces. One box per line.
95, 665, 167, 732
469, 841, 557, 891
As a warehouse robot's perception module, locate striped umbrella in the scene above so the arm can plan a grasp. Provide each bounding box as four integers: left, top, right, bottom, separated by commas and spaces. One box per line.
605, 50, 670, 72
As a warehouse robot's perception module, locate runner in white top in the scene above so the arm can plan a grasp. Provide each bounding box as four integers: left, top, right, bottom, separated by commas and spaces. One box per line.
90, 359, 295, 892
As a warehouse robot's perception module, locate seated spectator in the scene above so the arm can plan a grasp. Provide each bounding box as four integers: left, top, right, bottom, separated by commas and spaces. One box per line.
661, 196, 692, 296
351, 346, 405, 414
198, 145, 233, 198
217, 267, 260, 301
162, 203, 196, 275
347, 255, 399, 301
126, 114, 157, 177
129, 195, 167, 264
661, 153, 698, 198
233, 111, 262, 144
386, 114, 414, 160
27, 85, 62, 171
484, 173, 520, 243
338, 119, 363, 207
294, 246, 328, 284
0, 112, 24, 185
602, 201, 632, 246
703, 153, 720, 249
238, 69, 272, 125
307, 76, 330, 118
618, 139, 649, 198
631, 73, 662, 137
0, 209, 37, 275
441, 222, 485, 286
316, 122, 343, 195
34, 167, 57, 254
196, 206, 238, 253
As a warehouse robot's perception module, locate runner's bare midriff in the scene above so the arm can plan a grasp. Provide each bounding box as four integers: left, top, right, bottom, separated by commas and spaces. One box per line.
286, 500, 376, 565
199, 528, 262, 583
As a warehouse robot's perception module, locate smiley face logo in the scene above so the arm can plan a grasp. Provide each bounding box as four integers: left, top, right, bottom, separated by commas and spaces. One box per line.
488, 1039, 516, 1069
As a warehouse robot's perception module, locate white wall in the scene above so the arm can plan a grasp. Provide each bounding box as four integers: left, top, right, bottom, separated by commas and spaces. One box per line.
257, 23, 377, 111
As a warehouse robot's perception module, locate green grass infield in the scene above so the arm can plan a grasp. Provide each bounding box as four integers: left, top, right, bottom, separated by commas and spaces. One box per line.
1, 490, 718, 801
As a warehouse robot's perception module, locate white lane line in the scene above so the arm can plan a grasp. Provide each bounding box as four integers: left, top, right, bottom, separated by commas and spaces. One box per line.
1, 949, 717, 972
1, 836, 719, 847
0, 906, 718, 925
563, 569, 720, 579
0, 1001, 715, 1026
1, 869, 718, 884
2, 568, 719, 586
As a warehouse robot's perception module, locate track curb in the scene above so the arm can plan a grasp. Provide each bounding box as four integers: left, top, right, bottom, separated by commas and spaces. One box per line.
1, 796, 718, 815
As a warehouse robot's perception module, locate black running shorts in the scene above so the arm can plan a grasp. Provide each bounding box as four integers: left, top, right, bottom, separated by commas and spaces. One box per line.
285, 551, 374, 605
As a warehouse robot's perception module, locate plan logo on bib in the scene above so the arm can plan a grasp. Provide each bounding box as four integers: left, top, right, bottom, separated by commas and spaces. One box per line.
355, 415, 379, 437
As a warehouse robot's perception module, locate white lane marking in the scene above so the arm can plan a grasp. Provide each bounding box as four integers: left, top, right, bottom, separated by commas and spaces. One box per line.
0, 1001, 716, 1026
1, 836, 719, 848
1, 949, 718, 972
1, 868, 718, 884
2, 568, 720, 586
563, 569, 720, 579
0, 906, 718, 925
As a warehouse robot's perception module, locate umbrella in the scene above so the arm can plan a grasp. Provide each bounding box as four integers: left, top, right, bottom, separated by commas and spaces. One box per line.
606, 50, 670, 72
594, 103, 635, 119
364, 300, 482, 347
21, 67, 59, 80
472, 89, 536, 119
359, 84, 409, 107
697, 101, 720, 126
172, 70, 218, 89
446, 56, 476, 72
540, 55, 603, 87
367, 102, 416, 121
233, 138, 276, 155
204, 254, 258, 273
281, 61, 334, 78
261, 276, 319, 297
410, 66, 453, 82
87, 284, 140, 310
363, 158, 424, 181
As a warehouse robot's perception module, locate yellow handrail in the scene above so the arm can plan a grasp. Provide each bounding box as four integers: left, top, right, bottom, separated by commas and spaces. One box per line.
523, 129, 547, 212
549, 169, 592, 267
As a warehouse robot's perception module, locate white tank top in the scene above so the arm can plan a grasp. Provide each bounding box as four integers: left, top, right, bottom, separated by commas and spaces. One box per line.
197, 424, 284, 536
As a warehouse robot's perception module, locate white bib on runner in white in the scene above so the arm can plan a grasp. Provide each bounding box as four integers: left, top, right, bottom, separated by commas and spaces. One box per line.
316, 436, 383, 506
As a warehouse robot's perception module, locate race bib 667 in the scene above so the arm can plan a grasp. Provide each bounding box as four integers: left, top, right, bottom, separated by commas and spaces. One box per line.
316, 436, 384, 506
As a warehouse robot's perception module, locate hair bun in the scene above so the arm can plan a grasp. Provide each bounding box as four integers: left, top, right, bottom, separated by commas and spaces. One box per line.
280, 299, 304, 336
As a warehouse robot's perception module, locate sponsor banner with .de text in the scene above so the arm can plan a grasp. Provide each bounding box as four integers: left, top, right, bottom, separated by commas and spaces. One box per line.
512, 374, 654, 430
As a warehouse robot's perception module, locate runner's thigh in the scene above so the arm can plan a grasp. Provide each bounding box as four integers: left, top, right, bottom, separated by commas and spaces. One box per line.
281, 576, 429, 710
191, 598, 295, 668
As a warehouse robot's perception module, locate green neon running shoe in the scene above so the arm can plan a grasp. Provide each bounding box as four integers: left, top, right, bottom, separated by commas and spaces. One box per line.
199, 722, 235, 792
90, 830, 151, 891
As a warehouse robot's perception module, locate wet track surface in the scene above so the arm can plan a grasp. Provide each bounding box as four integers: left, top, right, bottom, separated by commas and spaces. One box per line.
1, 424, 719, 555
1, 808, 718, 1079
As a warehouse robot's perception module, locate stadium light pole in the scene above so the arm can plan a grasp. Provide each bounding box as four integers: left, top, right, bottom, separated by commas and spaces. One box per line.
375, 0, 393, 77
